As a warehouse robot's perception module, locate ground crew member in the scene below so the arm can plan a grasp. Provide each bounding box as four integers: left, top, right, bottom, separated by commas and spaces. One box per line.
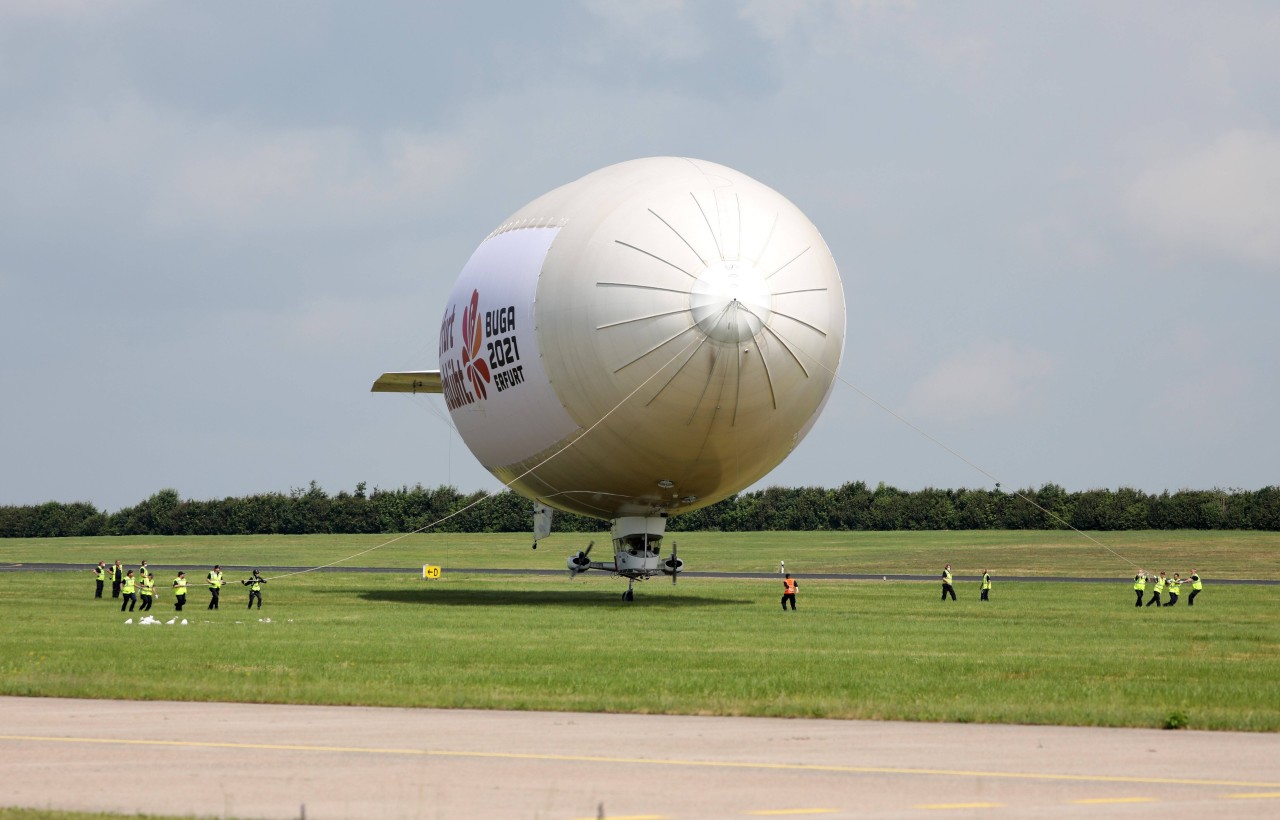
111, 560, 123, 598
1145, 571, 1165, 607
138, 573, 156, 611
207, 565, 224, 610
1166, 573, 1181, 606
138, 560, 152, 580
1188, 570, 1203, 606
119, 571, 137, 612
980, 570, 991, 602
172, 572, 188, 611
781, 573, 797, 611
93, 562, 106, 598
1133, 570, 1147, 607
941, 564, 956, 601
242, 570, 267, 610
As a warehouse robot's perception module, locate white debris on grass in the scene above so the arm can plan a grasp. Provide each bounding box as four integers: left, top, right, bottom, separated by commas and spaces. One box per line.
123, 618, 133, 624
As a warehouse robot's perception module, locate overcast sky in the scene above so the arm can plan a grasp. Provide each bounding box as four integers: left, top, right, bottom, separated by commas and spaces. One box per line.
2, 1, 1277, 513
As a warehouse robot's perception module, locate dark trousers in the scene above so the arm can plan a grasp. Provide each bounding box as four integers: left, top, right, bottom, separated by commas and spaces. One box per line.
942, 583, 956, 601
95, 580, 104, 599
1166, 593, 1178, 606
248, 590, 262, 609
120, 593, 136, 612
980, 588, 989, 601
1146, 591, 1162, 607
1189, 589, 1200, 606
1135, 589, 1144, 607
208, 588, 220, 609
139, 595, 152, 611
781, 593, 795, 610
112, 580, 121, 598
174, 595, 185, 611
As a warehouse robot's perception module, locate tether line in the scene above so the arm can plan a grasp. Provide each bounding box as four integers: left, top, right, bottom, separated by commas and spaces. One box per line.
766, 323, 1139, 570
267, 329, 708, 581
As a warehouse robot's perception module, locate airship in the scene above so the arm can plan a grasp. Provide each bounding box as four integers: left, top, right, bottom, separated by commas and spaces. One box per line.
374, 157, 845, 599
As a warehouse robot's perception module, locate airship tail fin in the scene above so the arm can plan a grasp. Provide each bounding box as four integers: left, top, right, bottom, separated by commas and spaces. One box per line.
371, 371, 443, 394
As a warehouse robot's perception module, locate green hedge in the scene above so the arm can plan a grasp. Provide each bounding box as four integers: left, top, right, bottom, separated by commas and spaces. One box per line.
3, 481, 1278, 537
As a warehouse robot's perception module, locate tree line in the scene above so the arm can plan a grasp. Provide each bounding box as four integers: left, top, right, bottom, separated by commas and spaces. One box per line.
2, 481, 1278, 538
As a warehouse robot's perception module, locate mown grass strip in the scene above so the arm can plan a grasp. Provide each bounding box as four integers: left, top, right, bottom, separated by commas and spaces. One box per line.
2, 529, 1277, 577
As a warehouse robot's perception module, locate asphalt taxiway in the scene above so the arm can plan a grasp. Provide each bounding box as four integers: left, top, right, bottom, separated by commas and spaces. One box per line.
3, 697, 1278, 819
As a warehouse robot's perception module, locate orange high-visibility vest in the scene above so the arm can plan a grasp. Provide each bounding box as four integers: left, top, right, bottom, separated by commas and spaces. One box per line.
784, 578, 797, 595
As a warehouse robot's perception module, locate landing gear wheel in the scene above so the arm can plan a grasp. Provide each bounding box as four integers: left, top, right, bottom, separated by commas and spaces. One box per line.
622, 588, 634, 602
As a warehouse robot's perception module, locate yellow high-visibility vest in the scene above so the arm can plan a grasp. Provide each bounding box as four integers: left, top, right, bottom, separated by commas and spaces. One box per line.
208, 571, 223, 589
121, 577, 136, 594
982, 574, 992, 590
1133, 574, 1146, 591
173, 578, 187, 595
1153, 577, 1166, 593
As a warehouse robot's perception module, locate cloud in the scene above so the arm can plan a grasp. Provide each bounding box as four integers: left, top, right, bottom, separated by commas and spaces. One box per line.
1127, 129, 1280, 269
1, 98, 473, 240
903, 341, 1053, 423
578, 0, 706, 61
1143, 326, 1253, 438
738, 0, 917, 41
1148, 361, 1250, 439
0, 0, 148, 21
736, 0, 989, 77
149, 123, 473, 237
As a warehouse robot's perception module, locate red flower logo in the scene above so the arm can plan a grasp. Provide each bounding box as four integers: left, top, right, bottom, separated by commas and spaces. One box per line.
460, 290, 490, 400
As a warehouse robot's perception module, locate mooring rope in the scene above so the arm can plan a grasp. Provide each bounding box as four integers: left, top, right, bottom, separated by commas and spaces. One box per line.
766, 322, 1139, 569
265, 324, 711, 580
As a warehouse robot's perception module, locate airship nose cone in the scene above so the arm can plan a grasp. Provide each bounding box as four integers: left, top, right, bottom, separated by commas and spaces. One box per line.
689, 260, 772, 343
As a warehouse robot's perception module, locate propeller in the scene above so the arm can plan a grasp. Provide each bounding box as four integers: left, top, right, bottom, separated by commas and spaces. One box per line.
567, 541, 594, 577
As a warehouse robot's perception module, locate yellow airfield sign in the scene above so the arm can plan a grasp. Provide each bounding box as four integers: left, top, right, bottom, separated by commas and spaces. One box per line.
422, 564, 441, 580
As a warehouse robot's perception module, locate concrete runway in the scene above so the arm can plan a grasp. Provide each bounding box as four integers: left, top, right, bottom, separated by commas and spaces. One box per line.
2, 697, 1278, 819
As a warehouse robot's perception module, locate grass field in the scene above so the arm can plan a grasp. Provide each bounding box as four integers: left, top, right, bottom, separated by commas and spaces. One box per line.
2, 528, 1278, 576
2, 531, 1277, 732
